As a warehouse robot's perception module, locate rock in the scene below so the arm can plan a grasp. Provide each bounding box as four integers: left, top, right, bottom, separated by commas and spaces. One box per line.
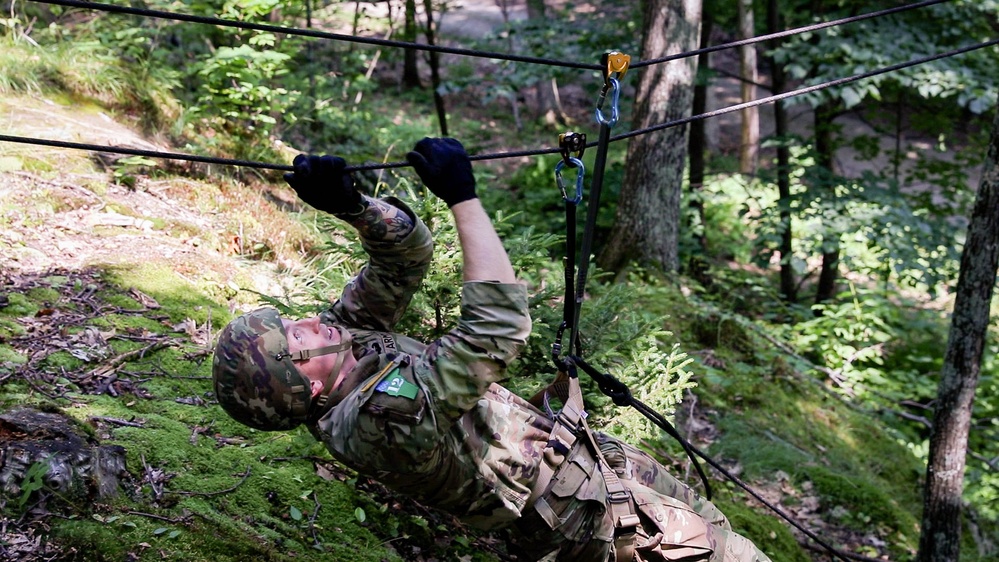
0, 408, 128, 509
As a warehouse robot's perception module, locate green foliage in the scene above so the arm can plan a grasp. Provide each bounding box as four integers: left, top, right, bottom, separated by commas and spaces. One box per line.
718, 500, 810, 562
193, 33, 297, 144
456, 3, 640, 120
774, 0, 999, 114
5, 0, 999, 558
112, 156, 160, 188
602, 339, 696, 441
18, 460, 51, 511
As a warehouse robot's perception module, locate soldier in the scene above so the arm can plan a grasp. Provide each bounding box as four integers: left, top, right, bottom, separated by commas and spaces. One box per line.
212, 138, 771, 562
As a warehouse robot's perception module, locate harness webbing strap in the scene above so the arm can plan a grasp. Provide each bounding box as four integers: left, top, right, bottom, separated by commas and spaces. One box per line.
530, 368, 640, 560
569, 121, 613, 356
583, 425, 640, 559
288, 326, 354, 411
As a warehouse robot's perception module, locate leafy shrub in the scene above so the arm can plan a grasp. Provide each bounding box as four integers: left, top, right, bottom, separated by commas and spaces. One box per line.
193, 33, 297, 145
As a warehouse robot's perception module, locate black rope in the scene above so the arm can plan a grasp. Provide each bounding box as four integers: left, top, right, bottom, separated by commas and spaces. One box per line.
630, 0, 954, 69
28, 0, 603, 71
28, 0, 951, 73
568, 355, 714, 497
0, 134, 293, 171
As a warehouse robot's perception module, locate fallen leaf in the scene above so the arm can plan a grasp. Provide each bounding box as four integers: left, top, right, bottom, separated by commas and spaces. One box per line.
128, 288, 160, 309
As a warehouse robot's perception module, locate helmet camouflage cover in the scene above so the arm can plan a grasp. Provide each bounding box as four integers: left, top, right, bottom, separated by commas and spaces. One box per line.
212, 307, 312, 431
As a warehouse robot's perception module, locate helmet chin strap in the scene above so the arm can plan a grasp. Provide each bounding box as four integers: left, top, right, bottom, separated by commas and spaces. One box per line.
287, 326, 353, 412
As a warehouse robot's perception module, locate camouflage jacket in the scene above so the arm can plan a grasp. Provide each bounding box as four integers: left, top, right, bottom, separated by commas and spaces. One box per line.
310, 199, 549, 528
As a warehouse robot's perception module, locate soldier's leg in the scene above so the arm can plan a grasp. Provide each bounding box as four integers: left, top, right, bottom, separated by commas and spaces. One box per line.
595, 433, 730, 528
626, 485, 772, 562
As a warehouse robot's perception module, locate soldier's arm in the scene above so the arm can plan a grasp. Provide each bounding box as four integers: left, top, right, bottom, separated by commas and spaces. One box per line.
342, 196, 414, 243
414, 198, 529, 424
451, 199, 516, 283
327, 196, 434, 331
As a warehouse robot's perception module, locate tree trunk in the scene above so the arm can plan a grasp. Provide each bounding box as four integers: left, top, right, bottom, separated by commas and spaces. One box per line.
526, 0, 564, 125
598, 0, 701, 274
402, 0, 421, 88
767, 0, 795, 302
916, 99, 999, 562
738, 0, 759, 175
421, 0, 448, 136
687, 8, 712, 255
814, 102, 840, 305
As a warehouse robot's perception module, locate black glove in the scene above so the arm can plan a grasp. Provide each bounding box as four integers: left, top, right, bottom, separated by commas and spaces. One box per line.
406, 137, 477, 207
283, 154, 364, 216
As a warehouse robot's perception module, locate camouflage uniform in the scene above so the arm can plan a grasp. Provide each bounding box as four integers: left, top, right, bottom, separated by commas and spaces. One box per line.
303, 200, 771, 562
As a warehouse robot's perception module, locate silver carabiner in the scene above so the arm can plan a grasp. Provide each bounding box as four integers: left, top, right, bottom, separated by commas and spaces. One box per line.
595, 77, 621, 127
555, 157, 585, 205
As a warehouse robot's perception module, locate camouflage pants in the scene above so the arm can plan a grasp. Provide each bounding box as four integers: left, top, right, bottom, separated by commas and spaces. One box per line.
515, 433, 772, 562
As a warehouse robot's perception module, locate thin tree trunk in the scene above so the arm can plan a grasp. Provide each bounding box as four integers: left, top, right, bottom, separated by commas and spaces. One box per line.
767, 0, 795, 302
598, 0, 701, 274
687, 9, 711, 255
814, 102, 839, 306
526, 0, 564, 124
738, 0, 759, 175
916, 99, 999, 562
402, 0, 420, 88
421, 0, 447, 136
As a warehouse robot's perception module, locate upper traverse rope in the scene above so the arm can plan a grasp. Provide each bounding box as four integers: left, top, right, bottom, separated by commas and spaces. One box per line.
28, 0, 954, 71
630, 0, 955, 69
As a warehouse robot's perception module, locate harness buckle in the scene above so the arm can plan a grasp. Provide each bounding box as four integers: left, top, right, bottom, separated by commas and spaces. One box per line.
555, 409, 581, 432
607, 489, 631, 504
615, 513, 642, 530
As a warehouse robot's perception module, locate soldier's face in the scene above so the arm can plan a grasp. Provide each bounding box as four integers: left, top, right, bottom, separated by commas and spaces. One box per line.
282, 316, 351, 394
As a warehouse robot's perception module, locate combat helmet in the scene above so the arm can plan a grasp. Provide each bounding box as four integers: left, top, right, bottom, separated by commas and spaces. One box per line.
212, 307, 352, 431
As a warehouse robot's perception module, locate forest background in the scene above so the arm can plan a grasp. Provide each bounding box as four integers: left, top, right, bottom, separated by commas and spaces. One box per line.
0, 0, 997, 561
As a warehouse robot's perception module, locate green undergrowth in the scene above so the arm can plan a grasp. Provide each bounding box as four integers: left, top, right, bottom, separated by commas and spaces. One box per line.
717, 499, 811, 562
3, 187, 995, 561
619, 283, 932, 560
